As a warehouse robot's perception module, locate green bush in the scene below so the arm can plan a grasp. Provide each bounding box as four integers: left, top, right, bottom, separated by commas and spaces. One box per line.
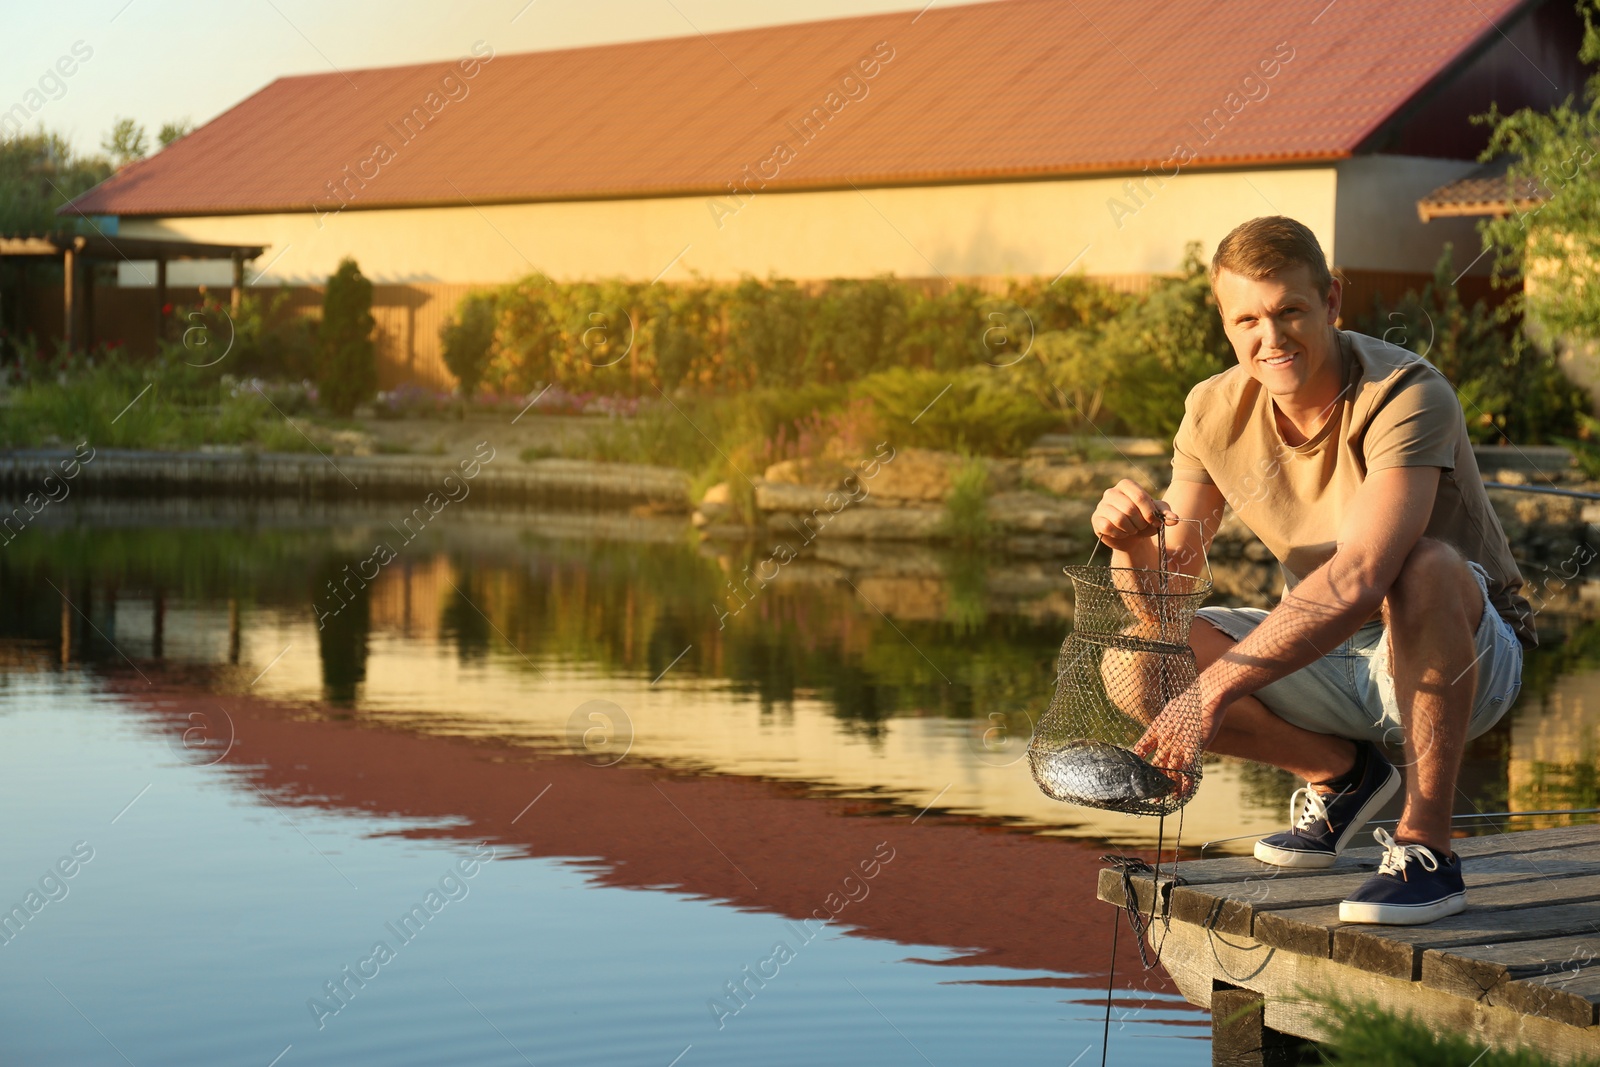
1351, 245, 1589, 444
808, 277, 908, 381
857, 366, 1060, 456
318, 257, 376, 416
725, 277, 814, 389
1477, 0, 1600, 344
641, 282, 721, 392
897, 284, 987, 371
0, 130, 111, 235
1312, 994, 1599, 1066
484, 268, 1151, 401
440, 291, 497, 397
1027, 245, 1230, 437
942, 460, 993, 546
0, 342, 317, 452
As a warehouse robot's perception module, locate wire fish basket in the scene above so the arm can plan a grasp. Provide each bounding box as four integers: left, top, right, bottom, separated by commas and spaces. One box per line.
1029, 523, 1213, 816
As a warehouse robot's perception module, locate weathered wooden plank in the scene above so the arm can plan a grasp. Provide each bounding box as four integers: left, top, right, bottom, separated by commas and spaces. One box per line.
1152, 917, 1600, 1064
1105, 826, 1600, 959
1155, 847, 1381, 888
1096, 866, 1177, 915
1451, 824, 1600, 857
1260, 895, 1600, 979
1505, 966, 1600, 1028
1130, 823, 1600, 904
1423, 935, 1600, 1027
1334, 890, 1600, 981
1253, 906, 1342, 958
1210, 984, 1316, 1066
1171, 844, 1600, 938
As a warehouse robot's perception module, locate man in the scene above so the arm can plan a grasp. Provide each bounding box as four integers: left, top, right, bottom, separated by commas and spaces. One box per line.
1092, 216, 1531, 925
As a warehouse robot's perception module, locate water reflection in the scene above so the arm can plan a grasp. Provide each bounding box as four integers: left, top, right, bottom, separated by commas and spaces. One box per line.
4, 499, 1600, 1062
6, 502, 1600, 846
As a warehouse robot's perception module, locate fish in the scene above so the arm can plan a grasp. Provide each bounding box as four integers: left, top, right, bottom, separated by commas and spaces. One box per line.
1031, 739, 1176, 808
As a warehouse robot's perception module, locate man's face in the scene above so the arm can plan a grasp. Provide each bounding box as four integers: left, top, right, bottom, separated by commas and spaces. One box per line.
1213, 263, 1341, 401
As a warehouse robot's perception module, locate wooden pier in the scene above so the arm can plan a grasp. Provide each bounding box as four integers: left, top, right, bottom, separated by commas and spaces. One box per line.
1098, 824, 1600, 1065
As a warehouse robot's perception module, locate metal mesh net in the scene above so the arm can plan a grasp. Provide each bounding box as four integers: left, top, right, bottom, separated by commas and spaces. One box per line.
1029, 527, 1212, 816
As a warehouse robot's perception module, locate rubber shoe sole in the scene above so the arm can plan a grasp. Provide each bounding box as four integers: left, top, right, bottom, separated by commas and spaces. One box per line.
1252, 763, 1401, 869
1339, 890, 1467, 926
1252, 840, 1339, 868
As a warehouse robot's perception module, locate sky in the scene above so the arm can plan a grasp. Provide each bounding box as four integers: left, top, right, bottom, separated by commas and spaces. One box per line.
3, 0, 999, 157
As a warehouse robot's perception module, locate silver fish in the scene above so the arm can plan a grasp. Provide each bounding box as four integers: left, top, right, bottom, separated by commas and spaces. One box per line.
1031, 739, 1176, 807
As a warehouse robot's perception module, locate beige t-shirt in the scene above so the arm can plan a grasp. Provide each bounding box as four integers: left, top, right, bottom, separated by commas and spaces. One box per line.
1171, 328, 1536, 648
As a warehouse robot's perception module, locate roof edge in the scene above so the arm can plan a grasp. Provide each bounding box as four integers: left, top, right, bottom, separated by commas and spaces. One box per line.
76, 152, 1352, 219
1348, 0, 1545, 154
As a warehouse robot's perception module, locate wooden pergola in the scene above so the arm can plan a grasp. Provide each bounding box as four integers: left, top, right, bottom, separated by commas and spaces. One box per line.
0, 232, 267, 352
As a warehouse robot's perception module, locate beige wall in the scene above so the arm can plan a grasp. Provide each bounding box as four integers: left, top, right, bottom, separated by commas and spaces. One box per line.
117, 166, 1344, 288
1334, 155, 1486, 274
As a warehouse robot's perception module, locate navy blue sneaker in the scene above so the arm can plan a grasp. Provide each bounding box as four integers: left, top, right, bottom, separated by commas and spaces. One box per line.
1339, 828, 1467, 925
1254, 741, 1400, 868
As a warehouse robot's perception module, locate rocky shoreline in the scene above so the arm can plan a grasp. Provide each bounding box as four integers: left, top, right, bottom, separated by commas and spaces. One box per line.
693, 438, 1600, 564
4, 439, 1595, 568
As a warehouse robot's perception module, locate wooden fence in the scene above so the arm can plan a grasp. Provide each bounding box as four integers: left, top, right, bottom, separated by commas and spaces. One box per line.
16, 278, 478, 392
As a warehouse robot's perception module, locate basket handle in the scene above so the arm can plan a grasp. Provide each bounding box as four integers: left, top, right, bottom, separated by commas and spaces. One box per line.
1085, 515, 1213, 585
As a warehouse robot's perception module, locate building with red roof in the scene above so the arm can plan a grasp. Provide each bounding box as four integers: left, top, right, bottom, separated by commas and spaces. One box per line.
56, 0, 1591, 386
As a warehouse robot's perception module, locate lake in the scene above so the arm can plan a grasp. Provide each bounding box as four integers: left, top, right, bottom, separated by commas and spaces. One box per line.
2, 498, 1596, 1065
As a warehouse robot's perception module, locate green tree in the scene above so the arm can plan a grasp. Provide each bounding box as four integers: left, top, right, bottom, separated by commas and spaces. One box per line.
100, 117, 148, 167
0, 130, 112, 233
726, 277, 812, 388
318, 257, 377, 416
1026, 244, 1230, 437
807, 277, 907, 381
440, 291, 497, 397
1479, 0, 1600, 342
157, 118, 195, 149
1353, 246, 1588, 444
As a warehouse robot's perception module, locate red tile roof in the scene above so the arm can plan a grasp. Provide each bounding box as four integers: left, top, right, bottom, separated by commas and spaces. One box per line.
65, 0, 1531, 218
1417, 158, 1545, 220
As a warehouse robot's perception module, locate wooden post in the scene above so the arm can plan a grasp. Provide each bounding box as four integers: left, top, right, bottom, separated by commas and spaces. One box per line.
62, 246, 77, 351
231, 252, 244, 315
156, 257, 168, 345
60, 593, 71, 665
228, 598, 240, 665
1211, 984, 1315, 1067
83, 260, 96, 352
152, 593, 165, 660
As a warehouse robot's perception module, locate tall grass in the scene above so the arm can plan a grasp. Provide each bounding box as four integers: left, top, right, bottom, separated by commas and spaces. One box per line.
941, 460, 993, 547
1312, 994, 1599, 1066
0, 345, 315, 452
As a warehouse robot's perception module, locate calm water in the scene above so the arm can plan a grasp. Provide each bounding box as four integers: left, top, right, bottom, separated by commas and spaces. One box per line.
3, 499, 1598, 1065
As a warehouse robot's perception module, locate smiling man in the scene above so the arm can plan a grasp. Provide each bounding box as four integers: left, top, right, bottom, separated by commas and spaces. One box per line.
1091, 216, 1532, 925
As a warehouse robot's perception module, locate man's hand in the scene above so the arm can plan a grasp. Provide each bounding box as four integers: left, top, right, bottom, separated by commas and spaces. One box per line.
1131, 681, 1225, 797
1092, 479, 1176, 550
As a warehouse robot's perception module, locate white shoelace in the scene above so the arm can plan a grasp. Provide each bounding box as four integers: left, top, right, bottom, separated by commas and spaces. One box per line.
1289, 785, 1335, 834
1373, 827, 1441, 881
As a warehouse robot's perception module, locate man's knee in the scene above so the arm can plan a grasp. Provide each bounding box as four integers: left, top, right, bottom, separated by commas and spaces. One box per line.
1189, 615, 1236, 671
1385, 537, 1481, 628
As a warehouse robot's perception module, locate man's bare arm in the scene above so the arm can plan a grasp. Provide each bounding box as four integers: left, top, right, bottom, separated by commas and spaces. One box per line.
1131, 465, 1440, 769
1196, 465, 1439, 716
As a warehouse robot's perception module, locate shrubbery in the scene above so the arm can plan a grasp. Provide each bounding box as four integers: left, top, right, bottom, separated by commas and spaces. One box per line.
1350, 246, 1588, 444
318, 257, 377, 416
1022, 245, 1231, 438
462, 270, 1133, 401
440, 291, 497, 398
0, 339, 315, 452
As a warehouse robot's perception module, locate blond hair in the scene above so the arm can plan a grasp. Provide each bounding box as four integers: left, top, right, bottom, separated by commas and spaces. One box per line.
1210, 216, 1333, 299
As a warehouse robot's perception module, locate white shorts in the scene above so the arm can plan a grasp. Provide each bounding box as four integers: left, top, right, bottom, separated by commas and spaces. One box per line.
1194, 561, 1525, 744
